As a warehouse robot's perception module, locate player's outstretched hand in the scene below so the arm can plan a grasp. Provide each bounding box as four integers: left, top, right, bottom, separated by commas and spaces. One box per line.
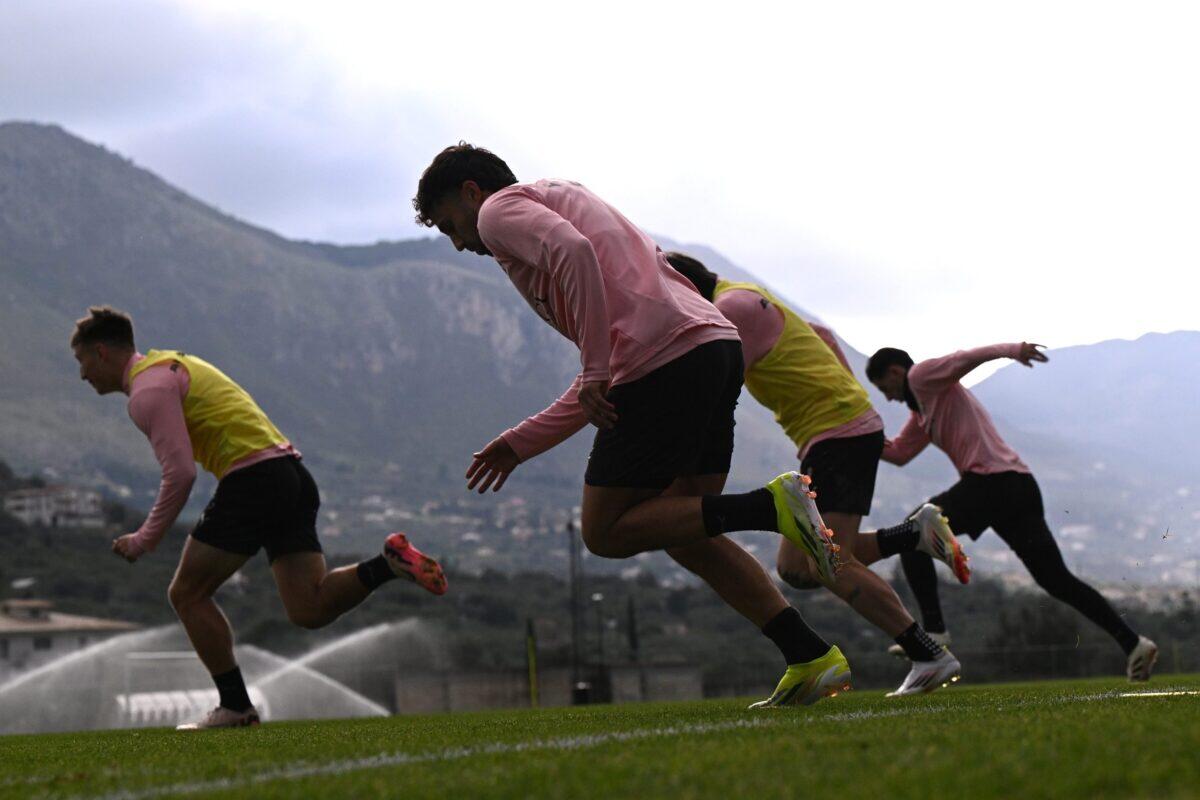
1016, 342, 1048, 367
112, 533, 144, 563
467, 435, 521, 493
578, 380, 618, 429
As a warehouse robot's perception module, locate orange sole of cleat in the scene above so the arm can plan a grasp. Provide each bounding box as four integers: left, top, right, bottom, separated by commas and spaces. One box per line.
950, 543, 971, 585
827, 681, 853, 698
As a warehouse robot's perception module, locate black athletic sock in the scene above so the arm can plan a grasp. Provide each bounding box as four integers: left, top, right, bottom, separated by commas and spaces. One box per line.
355, 555, 396, 591
212, 666, 252, 712
761, 606, 831, 665
701, 488, 777, 536
876, 519, 920, 557
900, 551, 946, 633
894, 622, 944, 662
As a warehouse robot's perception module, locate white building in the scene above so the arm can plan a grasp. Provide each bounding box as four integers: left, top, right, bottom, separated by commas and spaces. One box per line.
3, 486, 105, 528
0, 599, 138, 676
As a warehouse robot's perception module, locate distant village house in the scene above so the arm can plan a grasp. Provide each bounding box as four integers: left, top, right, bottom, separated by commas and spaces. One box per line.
3, 485, 105, 528
0, 599, 138, 676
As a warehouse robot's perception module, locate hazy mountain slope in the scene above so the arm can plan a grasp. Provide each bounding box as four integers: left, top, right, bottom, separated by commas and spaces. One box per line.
2, 122, 1193, 583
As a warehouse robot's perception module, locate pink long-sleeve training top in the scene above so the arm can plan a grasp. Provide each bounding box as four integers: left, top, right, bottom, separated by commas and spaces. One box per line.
881, 343, 1030, 475
121, 354, 298, 556
478, 180, 738, 461
712, 289, 882, 458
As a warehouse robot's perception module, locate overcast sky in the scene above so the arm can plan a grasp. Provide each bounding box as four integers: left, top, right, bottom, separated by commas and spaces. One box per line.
3, 1, 1197, 376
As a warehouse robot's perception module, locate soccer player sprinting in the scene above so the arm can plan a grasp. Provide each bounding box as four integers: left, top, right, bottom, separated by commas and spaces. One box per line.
865, 343, 1158, 681
71, 307, 448, 729
665, 253, 963, 696
414, 144, 849, 707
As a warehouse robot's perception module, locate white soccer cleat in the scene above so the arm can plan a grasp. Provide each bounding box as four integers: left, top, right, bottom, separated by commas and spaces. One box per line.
887, 630, 952, 658
886, 650, 961, 697
176, 705, 261, 730
1126, 636, 1158, 683
912, 504, 970, 584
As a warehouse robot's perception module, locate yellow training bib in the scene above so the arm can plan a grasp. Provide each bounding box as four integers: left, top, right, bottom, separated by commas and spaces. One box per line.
714, 280, 873, 451
128, 350, 289, 479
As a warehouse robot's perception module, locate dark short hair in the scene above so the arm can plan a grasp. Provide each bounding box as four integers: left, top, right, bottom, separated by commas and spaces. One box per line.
412, 142, 518, 226
866, 347, 914, 381
664, 252, 719, 301
71, 306, 135, 350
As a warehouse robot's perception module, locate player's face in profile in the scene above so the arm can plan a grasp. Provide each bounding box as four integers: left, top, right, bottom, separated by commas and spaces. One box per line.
73, 343, 119, 395
872, 365, 908, 402
430, 184, 491, 257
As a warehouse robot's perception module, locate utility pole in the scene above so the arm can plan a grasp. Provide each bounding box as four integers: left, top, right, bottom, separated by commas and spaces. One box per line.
567, 517, 588, 703
627, 594, 647, 701
525, 618, 539, 708
626, 594, 640, 662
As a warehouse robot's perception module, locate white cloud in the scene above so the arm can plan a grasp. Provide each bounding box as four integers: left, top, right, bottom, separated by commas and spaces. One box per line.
2, 0, 1197, 357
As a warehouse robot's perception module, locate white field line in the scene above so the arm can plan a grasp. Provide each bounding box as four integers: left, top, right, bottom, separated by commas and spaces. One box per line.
62, 706, 944, 800
34, 686, 1199, 800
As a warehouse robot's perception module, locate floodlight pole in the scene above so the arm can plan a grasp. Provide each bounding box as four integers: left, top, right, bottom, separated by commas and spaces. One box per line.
567, 518, 587, 702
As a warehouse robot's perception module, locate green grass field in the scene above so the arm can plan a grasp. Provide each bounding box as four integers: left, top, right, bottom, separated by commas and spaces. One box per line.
3, 675, 1198, 800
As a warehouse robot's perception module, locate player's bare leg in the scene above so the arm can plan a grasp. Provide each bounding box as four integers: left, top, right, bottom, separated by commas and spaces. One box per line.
777, 511, 914, 636
582, 473, 843, 704
579, 484, 710, 558
272, 553, 373, 629
168, 537, 261, 729
275, 538, 447, 629
168, 537, 250, 675
662, 474, 788, 627
777, 508, 958, 693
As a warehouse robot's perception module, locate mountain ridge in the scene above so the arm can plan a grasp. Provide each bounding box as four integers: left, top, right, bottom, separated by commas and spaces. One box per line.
1, 121, 1195, 584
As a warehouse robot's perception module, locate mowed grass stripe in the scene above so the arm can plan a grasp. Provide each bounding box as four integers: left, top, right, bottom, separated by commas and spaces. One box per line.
3, 677, 1197, 800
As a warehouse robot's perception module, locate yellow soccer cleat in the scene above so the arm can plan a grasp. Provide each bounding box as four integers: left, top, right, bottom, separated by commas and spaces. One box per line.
749, 646, 852, 709
766, 471, 841, 583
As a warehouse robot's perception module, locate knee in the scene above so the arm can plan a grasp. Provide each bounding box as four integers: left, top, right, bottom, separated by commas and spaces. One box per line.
281, 587, 334, 630
167, 580, 207, 615
285, 606, 328, 630
581, 525, 631, 559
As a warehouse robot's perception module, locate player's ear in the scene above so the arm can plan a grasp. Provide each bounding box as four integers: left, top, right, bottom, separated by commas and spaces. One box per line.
461, 180, 484, 205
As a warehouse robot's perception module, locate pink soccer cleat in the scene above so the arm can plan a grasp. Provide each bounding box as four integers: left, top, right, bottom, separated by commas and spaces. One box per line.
384, 532, 448, 595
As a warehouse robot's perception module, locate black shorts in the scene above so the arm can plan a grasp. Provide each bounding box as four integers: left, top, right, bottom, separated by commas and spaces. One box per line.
800, 430, 884, 516
191, 456, 323, 563
584, 339, 743, 490
927, 471, 1043, 541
